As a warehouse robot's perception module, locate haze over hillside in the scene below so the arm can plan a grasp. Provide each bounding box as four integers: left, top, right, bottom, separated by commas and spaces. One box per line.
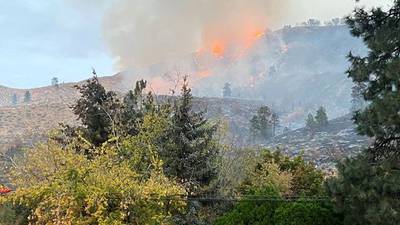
1, 25, 366, 126
0, 25, 368, 168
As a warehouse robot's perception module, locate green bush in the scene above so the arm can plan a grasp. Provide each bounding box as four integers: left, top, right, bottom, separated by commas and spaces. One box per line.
274, 202, 342, 225
214, 188, 280, 225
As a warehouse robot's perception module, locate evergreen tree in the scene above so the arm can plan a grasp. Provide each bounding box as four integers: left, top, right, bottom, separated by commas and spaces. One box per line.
315, 106, 329, 128
119, 79, 149, 136
272, 112, 279, 137
11, 94, 17, 105
305, 113, 316, 133
346, 0, 400, 157
51, 77, 59, 87
72, 74, 120, 147
23, 91, 31, 103
161, 76, 218, 194
350, 83, 367, 112
250, 106, 274, 140
222, 82, 232, 98
327, 2, 400, 224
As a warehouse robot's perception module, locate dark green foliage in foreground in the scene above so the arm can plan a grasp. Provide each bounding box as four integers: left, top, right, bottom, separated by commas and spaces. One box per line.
72, 74, 120, 147
327, 2, 400, 225
346, 0, 400, 157
326, 154, 400, 225
215, 191, 341, 225
274, 202, 342, 225
214, 187, 281, 225
160, 76, 219, 194
215, 150, 339, 225
0, 203, 29, 225
119, 79, 154, 136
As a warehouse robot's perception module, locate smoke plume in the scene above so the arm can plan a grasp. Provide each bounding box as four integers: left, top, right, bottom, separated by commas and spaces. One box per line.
102, 0, 288, 70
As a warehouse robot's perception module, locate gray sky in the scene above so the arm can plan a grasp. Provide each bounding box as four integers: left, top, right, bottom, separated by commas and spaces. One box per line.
0, 0, 393, 88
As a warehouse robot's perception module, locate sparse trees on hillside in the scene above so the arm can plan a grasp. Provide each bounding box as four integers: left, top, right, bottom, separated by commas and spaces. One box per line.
315, 106, 329, 127
306, 107, 328, 134
305, 113, 317, 133
23, 91, 31, 103
11, 94, 17, 105
250, 106, 274, 140
51, 77, 59, 87
303, 19, 321, 27
222, 82, 232, 98
325, 18, 344, 26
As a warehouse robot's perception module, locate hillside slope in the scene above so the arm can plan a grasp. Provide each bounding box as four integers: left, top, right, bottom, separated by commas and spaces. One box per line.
266, 114, 369, 170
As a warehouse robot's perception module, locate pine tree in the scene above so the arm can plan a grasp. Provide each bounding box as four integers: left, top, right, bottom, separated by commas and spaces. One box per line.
315, 106, 328, 128
327, 2, 400, 224
222, 82, 232, 98
119, 80, 148, 136
305, 113, 316, 133
161, 76, 218, 194
51, 77, 59, 87
11, 94, 17, 105
72, 74, 120, 147
350, 83, 367, 112
272, 113, 279, 137
346, 1, 400, 157
250, 106, 274, 140
23, 91, 31, 103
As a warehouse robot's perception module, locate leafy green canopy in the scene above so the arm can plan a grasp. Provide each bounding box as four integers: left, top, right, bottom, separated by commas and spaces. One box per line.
1, 114, 186, 225
215, 150, 339, 225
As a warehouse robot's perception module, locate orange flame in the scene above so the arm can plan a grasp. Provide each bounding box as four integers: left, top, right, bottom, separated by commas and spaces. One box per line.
201, 22, 266, 60
211, 41, 225, 58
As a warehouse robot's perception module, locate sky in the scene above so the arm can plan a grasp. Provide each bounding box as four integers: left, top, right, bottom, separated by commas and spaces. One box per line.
0, 0, 393, 89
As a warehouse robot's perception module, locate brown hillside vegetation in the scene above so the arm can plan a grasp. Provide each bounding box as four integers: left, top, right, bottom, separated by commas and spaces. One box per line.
0, 74, 265, 153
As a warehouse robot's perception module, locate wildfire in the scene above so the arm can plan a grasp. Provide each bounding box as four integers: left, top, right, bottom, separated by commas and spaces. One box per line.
200, 24, 266, 60
211, 41, 225, 58
197, 70, 212, 78
253, 30, 264, 39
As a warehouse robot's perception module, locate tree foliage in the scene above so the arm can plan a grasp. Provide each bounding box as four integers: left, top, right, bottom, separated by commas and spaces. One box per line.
222, 83, 232, 98
72, 75, 120, 147
23, 91, 31, 103
327, 2, 400, 224
326, 155, 400, 225
305, 113, 317, 133
315, 106, 329, 128
346, 0, 400, 157
250, 106, 274, 140
160, 76, 218, 195
215, 149, 337, 225
3, 114, 186, 225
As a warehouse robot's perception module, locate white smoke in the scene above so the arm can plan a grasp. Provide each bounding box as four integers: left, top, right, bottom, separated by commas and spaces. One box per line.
102, 0, 289, 70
